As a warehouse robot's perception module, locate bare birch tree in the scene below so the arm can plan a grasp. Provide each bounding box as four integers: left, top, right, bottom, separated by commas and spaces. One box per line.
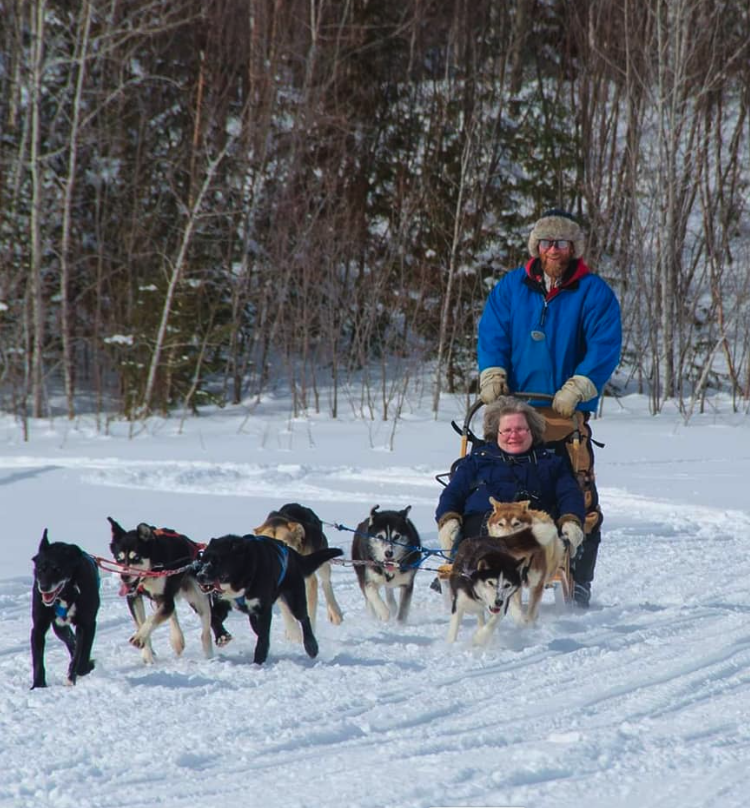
27, 0, 47, 418
59, 0, 93, 419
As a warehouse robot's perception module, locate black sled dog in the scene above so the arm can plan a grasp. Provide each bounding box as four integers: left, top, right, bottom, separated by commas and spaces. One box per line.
31, 529, 100, 689
352, 505, 421, 623
195, 534, 343, 664
107, 517, 224, 663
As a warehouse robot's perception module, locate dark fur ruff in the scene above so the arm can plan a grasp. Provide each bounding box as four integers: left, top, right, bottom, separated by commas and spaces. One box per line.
194, 534, 343, 664
107, 517, 224, 661
31, 529, 100, 689
351, 505, 421, 623
449, 536, 525, 612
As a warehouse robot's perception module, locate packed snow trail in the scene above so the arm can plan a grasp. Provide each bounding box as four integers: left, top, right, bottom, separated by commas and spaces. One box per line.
3, 401, 750, 808
3, 485, 750, 808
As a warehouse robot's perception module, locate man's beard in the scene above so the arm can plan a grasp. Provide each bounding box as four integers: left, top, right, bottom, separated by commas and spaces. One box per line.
540, 254, 568, 282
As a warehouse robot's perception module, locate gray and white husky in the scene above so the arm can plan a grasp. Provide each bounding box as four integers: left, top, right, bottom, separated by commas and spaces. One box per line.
352, 505, 421, 623
446, 535, 526, 646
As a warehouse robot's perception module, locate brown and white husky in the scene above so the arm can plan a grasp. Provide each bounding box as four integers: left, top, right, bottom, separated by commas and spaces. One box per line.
484, 497, 566, 625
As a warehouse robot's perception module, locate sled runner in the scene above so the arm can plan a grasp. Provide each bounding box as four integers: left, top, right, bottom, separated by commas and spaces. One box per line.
436, 393, 582, 606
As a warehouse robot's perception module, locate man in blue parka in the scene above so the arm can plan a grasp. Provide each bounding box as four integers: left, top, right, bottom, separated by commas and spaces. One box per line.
476, 209, 621, 607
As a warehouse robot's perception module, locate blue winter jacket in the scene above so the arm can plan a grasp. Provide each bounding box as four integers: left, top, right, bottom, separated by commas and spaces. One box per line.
477, 259, 621, 412
435, 442, 585, 525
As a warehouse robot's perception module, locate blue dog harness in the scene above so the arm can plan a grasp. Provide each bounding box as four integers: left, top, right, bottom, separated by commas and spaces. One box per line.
233, 535, 289, 610
52, 554, 100, 621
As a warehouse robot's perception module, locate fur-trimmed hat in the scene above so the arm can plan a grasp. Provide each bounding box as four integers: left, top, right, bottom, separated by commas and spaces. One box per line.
528, 209, 585, 259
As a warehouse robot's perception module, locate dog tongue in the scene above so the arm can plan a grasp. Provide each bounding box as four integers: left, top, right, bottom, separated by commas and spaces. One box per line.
118, 582, 131, 597
42, 591, 56, 605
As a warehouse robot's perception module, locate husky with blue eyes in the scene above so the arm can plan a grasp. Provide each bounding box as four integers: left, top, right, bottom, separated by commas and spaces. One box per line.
446, 535, 526, 646
351, 505, 422, 623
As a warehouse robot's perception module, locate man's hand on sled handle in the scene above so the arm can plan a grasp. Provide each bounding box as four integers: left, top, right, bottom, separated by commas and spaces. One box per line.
552, 374, 597, 417
479, 367, 509, 405
559, 520, 584, 552
437, 512, 462, 554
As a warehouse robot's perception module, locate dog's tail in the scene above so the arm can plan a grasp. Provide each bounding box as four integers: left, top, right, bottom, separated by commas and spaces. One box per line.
502, 523, 559, 552
530, 522, 560, 547
298, 547, 343, 577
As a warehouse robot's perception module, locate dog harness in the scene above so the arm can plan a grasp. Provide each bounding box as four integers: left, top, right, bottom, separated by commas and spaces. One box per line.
233, 535, 289, 610
152, 528, 204, 560
50, 554, 100, 621
54, 599, 73, 621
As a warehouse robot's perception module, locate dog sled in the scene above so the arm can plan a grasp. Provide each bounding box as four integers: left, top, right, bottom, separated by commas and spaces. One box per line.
436, 393, 589, 606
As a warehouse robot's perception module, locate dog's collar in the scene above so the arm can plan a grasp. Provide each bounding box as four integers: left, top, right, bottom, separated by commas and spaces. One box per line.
50, 584, 80, 618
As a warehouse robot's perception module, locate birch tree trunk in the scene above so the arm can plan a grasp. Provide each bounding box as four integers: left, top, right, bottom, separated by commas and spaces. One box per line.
432, 121, 474, 416
28, 0, 47, 418
59, 0, 93, 419
140, 139, 235, 414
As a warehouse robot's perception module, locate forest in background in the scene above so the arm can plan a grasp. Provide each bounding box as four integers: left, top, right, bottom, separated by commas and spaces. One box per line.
1, 0, 749, 429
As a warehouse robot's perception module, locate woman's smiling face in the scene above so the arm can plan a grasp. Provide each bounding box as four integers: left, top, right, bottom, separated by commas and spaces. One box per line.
497, 413, 533, 454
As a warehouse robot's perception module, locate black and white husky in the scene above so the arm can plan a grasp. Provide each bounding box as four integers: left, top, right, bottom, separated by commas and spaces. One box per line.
107, 517, 216, 663
446, 535, 525, 646
352, 505, 421, 623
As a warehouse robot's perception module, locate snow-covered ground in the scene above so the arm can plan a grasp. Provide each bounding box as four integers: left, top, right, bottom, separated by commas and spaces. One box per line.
2, 393, 750, 808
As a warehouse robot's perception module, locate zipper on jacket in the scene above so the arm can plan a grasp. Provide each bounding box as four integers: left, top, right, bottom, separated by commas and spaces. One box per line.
539, 299, 548, 327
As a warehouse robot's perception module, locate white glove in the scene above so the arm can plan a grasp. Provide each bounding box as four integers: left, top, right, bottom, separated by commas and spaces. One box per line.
561, 521, 584, 551
479, 367, 509, 405
438, 517, 461, 553
552, 375, 597, 417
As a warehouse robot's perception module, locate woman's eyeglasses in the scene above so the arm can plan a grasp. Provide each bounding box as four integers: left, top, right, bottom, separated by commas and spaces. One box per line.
538, 239, 572, 251
498, 427, 530, 437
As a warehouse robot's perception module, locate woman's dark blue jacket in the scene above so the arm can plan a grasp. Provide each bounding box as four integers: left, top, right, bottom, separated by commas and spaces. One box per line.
436, 442, 585, 525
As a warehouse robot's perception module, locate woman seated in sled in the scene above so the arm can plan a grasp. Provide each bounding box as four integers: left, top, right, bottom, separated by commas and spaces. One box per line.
435, 398, 585, 556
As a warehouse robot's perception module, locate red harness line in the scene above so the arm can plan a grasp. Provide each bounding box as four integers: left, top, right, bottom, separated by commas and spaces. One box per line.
92, 556, 198, 578
94, 528, 206, 578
